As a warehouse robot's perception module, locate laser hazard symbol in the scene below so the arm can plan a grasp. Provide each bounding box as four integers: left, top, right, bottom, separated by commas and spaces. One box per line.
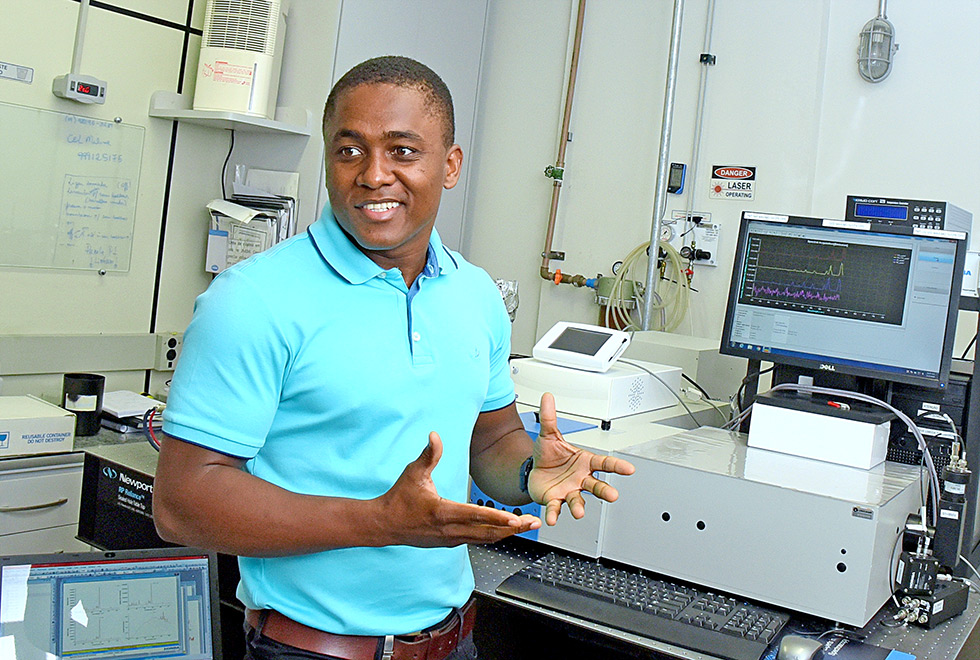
710, 165, 755, 200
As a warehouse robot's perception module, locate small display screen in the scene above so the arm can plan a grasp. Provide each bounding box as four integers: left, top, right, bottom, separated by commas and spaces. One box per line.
77, 82, 99, 96
549, 327, 611, 356
854, 203, 908, 221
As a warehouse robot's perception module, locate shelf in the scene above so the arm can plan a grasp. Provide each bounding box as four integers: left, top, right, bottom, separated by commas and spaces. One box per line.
148, 91, 312, 136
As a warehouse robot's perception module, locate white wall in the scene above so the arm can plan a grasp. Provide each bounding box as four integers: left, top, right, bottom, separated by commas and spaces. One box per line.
4, 0, 978, 400
465, 0, 980, 362
0, 0, 340, 401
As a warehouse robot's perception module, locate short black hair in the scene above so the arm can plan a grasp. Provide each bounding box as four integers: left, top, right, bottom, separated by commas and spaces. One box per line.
323, 56, 455, 147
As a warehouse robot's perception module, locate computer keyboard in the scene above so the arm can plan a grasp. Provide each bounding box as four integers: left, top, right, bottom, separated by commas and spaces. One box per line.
496, 552, 790, 660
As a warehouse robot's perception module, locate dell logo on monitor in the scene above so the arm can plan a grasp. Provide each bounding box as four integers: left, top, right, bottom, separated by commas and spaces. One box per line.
819, 364, 837, 371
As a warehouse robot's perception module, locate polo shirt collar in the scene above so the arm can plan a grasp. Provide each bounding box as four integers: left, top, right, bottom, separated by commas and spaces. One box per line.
308, 207, 458, 285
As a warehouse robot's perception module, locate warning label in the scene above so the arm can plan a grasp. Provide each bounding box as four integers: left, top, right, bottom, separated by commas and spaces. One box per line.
710, 165, 755, 200
201, 60, 254, 86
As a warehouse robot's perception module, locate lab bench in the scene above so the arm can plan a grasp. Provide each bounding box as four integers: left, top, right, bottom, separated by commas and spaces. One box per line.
7, 429, 980, 660
470, 537, 980, 660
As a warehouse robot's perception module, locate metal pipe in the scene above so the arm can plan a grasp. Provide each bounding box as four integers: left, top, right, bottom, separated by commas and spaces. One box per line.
540, 0, 587, 282
71, 0, 91, 75
683, 0, 716, 235
641, 0, 685, 330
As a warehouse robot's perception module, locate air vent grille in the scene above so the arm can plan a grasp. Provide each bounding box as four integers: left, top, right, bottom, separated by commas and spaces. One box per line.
203, 0, 280, 55
628, 377, 645, 411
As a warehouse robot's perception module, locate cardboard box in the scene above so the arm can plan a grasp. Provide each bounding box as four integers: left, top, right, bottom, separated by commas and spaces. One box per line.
0, 395, 75, 457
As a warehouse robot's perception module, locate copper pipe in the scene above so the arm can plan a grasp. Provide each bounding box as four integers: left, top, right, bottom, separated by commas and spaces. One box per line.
541, 0, 587, 283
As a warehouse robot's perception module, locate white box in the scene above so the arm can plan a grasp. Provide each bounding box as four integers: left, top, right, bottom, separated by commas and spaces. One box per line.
470, 407, 686, 558
510, 358, 681, 424
0, 396, 75, 457
604, 427, 922, 627
622, 330, 746, 402
749, 393, 890, 470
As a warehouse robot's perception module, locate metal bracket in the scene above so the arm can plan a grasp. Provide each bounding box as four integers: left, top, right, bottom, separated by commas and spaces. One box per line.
542, 251, 565, 261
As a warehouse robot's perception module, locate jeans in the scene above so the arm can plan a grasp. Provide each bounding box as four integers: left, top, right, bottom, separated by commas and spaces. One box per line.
243, 622, 478, 660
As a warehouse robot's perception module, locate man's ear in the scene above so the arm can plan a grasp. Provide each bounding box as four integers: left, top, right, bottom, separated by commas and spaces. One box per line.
443, 144, 463, 190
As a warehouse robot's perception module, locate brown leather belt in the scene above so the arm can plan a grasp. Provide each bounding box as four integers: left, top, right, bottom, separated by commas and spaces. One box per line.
245, 598, 476, 660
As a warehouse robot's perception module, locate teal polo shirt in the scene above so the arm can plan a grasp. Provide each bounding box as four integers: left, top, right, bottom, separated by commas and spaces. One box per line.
163, 207, 515, 635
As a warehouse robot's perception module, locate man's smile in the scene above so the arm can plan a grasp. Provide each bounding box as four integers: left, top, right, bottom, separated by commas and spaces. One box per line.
355, 200, 404, 220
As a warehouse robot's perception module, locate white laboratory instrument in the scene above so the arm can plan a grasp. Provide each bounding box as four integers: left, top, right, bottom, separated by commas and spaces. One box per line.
532, 321, 630, 373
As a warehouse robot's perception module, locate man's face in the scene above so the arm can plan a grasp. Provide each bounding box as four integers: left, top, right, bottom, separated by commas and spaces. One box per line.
324, 83, 462, 263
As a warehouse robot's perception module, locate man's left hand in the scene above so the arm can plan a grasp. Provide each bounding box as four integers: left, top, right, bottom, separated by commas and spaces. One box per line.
528, 392, 635, 526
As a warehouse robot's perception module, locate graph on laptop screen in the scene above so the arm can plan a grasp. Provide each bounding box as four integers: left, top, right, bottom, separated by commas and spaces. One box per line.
719, 212, 966, 389
0, 548, 219, 660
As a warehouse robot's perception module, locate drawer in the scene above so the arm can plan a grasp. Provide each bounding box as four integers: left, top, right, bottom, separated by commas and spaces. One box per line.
0, 461, 84, 535
0, 523, 92, 554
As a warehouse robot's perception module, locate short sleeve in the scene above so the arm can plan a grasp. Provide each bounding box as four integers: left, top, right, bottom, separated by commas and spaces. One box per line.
162, 269, 290, 458
480, 283, 516, 412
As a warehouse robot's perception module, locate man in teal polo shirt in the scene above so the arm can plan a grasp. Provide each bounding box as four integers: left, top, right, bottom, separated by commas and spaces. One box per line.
154, 56, 634, 660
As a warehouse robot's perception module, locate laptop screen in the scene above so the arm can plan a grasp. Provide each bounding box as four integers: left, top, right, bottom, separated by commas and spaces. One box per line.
0, 548, 220, 660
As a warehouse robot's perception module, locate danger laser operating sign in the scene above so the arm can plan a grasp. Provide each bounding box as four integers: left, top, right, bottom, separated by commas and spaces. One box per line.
710, 165, 755, 200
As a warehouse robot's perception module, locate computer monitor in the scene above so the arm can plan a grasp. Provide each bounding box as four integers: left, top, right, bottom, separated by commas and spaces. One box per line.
0, 547, 220, 660
720, 211, 966, 390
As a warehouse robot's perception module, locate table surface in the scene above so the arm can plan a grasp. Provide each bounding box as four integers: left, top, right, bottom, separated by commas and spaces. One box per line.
470, 538, 980, 660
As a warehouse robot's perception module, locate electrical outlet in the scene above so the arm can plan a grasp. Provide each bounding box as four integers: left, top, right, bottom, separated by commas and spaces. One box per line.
154, 332, 183, 371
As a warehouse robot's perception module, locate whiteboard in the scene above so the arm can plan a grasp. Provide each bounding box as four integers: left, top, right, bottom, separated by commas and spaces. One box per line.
0, 101, 144, 271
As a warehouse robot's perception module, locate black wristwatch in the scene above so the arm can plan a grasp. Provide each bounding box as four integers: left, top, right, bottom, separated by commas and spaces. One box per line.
518, 456, 534, 495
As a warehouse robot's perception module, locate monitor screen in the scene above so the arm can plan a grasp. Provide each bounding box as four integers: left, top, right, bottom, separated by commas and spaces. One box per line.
0, 548, 220, 660
720, 212, 966, 389
548, 327, 611, 356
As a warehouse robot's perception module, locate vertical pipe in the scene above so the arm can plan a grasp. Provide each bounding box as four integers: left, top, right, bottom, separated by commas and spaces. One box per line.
641, 0, 685, 329
684, 0, 716, 231
71, 0, 91, 75
541, 0, 587, 280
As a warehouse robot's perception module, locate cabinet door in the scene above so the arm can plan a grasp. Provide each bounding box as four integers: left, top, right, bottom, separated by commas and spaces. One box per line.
0, 524, 91, 554
0, 459, 84, 536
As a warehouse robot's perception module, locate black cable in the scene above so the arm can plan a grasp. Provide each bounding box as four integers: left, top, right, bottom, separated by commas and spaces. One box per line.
680, 373, 728, 425
960, 330, 978, 360
142, 408, 160, 452
221, 129, 236, 199
735, 365, 774, 413
681, 373, 711, 400
660, 276, 699, 293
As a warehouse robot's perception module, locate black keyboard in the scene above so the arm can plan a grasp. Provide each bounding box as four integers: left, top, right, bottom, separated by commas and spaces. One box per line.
496, 552, 789, 660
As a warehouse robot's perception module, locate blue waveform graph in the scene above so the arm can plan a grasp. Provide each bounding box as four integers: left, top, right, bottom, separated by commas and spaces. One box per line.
750, 275, 843, 303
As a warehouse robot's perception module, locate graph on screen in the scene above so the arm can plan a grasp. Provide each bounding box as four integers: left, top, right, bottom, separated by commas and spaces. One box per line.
737, 232, 911, 324
61, 575, 181, 655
